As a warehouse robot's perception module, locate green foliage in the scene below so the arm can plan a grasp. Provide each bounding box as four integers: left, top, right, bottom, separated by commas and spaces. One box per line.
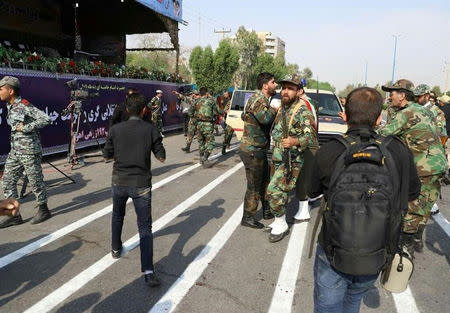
306, 79, 336, 92
189, 40, 239, 93
431, 85, 442, 96
301, 67, 313, 79
234, 26, 263, 89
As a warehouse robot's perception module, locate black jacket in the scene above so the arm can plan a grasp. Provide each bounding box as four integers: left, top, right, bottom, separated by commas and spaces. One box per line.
103, 116, 166, 187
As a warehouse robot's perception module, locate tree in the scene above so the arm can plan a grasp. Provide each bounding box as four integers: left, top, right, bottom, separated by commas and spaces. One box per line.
432, 85, 442, 96
212, 39, 239, 92
234, 26, 263, 89
338, 84, 356, 97
306, 79, 336, 92
301, 67, 313, 79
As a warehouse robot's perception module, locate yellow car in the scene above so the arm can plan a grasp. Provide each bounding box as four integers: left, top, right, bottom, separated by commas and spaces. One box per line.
225, 88, 347, 144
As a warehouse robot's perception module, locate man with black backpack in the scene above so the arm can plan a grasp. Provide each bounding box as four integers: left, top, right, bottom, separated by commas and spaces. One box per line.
309, 87, 420, 313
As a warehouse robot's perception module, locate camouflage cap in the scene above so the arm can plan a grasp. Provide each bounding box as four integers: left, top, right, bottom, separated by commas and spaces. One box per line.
279, 74, 303, 88
437, 94, 450, 104
0, 76, 20, 88
381, 79, 414, 92
413, 84, 431, 96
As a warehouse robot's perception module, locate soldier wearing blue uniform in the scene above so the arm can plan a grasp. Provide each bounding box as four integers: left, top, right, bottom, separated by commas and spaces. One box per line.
0, 76, 51, 228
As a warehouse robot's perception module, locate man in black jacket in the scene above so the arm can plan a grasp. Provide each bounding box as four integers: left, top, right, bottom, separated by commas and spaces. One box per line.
103, 93, 166, 287
309, 87, 421, 313
109, 87, 139, 127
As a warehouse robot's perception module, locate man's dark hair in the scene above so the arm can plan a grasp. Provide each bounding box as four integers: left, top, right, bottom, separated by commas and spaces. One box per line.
345, 87, 383, 126
6, 84, 20, 96
404, 90, 415, 101
257, 72, 274, 89
199, 87, 207, 96
126, 87, 139, 95
126, 93, 146, 116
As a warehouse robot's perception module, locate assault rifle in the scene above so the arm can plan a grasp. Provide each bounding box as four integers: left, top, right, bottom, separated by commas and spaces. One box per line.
281, 103, 292, 182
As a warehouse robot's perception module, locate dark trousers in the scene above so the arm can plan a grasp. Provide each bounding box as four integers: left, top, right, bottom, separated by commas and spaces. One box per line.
183, 113, 190, 135
111, 185, 154, 272
295, 148, 317, 200
239, 149, 269, 216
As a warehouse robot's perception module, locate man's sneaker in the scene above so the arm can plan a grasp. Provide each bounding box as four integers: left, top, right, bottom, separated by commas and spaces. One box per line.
144, 272, 161, 287
111, 246, 122, 259
0, 214, 24, 228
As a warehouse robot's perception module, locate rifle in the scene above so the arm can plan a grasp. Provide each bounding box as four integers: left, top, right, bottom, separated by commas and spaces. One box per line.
281, 103, 292, 182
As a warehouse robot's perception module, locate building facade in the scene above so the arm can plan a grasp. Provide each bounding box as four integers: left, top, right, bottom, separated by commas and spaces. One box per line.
256, 31, 285, 58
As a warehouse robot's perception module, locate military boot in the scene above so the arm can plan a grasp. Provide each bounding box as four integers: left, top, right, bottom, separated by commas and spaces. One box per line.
414, 225, 426, 253
262, 204, 274, 220
401, 232, 416, 258
0, 214, 24, 228
181, 144, 191, 153
241, 212, 264, 229
30, 203, 52, 224
221, 145, 226, 155
202, 152, 212, 168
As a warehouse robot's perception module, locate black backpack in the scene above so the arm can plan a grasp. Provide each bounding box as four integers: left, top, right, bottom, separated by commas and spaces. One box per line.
322, 132, 402, 276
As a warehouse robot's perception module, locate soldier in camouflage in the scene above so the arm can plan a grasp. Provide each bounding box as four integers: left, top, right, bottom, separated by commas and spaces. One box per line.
240, 72, 278, 229
148, 90, 163, 135
195, 87, 220, 167
379, 79, 448, 255
265, 75, 316, 243
0, 76, 51, 228
414, 84, 447, 137
181, 91, 200, 153
221, 90, 234, 155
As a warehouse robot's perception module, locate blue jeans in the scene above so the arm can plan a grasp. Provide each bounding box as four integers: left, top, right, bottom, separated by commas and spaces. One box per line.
111, 185, 154, 272
314, 244, 379, 313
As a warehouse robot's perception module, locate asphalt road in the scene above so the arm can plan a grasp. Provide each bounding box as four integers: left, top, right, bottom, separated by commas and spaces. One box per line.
0, 131, 449, 313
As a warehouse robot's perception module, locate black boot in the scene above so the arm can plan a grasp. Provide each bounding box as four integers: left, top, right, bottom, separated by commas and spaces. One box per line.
30, 203, 52, 224
241, 212, 264, 229
181, 144, 190, 153
0, 214, 24, 228
401, 232, 416, 258
262, 206, 274, 220
414, 225, 426, 253
202, 152, 212, 168
221, 145, 226, 155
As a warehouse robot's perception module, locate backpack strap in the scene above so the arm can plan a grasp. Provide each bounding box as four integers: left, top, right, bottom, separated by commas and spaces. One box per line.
288, 100, 306, 128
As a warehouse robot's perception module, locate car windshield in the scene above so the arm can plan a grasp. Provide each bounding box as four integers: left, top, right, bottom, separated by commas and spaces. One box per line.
231, 91, 255, 110
305, 92, 342, 116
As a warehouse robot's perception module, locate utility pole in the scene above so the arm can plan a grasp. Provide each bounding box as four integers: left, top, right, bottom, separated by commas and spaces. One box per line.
364, 60, 368, 86
214, 28, 231, 40
198, 14, 201, 45
391, 35, 399, 85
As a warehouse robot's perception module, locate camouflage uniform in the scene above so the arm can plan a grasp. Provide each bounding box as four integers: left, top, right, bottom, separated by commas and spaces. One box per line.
266, 100, 316, 217
185, 98, 198, 147
148, 95, 163, 134
222, 98, 234, 150
240, 90, 277, 217
2, 97, 50, 205
378, 101, 448, 232
425, 102, 447, 137
195, 96, 219, 161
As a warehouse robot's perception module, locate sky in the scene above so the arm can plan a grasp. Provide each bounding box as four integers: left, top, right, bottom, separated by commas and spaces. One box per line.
129, 0, 450, 92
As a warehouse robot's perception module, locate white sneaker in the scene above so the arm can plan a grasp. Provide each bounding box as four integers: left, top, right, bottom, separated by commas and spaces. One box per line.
430, 203, 439, 215
270, 215, 289, 235
294, 200, 310, 222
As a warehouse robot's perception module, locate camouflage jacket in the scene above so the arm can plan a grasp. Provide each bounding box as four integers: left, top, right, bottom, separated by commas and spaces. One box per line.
240, 90, 277, 152
194, 96, 219, 122
272, 100, 316, 163
7, 96, 50, 154
425, 102, 447, 137
378, 101, 448, 176
148, 96, 161, 116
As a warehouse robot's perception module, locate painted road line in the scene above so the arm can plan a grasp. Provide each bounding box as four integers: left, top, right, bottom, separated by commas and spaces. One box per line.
267, 222, 308, 313
149, 204, 243, 313
431, 205, 450, 238
0, 147, 238, 269
23, 162, 243, 313
392, 286, 420, 313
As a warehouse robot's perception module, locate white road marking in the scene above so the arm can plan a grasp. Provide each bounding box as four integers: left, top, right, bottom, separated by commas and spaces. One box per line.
0, 147, 238, 269
267, 222, 308, 313
431, 205, 450, 238
392, 286, 420, 313
23, 162, 243, 313
149, 204, 243, 313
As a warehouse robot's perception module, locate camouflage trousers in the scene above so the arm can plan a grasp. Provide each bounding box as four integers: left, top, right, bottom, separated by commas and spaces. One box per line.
222, 125, 234, 147
2, 150, 47, 204
185, 118, 197, 146
240, 149, 270, 216
151, 113, 163, 134
403, 174, 441, 233
197, 121, 215, 156
266, 162, 302, 217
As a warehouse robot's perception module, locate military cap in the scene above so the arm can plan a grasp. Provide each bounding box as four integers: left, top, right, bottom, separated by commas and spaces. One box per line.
437, 94, 450, 104
0, 76, 20, 88
156, 89, 163, 94
279, 74, 303, 88
413, 84, 431, 96
381, 79, 414, 92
